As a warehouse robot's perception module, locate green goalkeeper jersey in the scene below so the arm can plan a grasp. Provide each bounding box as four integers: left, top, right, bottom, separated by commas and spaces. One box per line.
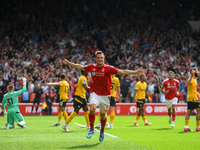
2, 86, 26, 110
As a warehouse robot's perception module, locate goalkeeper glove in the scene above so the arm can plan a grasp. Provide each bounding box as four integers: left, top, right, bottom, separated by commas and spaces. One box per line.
22, 77, 27, 86
3, 110, 7, 117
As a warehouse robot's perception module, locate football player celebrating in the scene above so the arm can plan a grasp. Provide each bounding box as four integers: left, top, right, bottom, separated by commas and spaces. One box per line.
184, 67, 200, 131
161, 71, 180, 127
63, 50, 146, 142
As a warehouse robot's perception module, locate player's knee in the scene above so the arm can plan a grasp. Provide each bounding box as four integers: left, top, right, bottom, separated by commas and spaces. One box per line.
83, 107, 88, 112
89, 105, 96, 113
74, 108, 80, 114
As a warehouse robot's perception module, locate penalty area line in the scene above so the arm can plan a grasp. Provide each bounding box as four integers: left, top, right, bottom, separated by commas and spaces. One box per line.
73, 122, 118, 138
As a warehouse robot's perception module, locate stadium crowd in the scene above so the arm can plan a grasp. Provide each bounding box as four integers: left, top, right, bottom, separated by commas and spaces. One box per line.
0, 0, 200, 109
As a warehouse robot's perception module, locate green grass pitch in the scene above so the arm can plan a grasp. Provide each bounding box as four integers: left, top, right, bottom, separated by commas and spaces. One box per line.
0, 115, 199, 150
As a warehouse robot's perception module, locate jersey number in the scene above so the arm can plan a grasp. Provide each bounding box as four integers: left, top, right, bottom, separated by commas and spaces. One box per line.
6, 98, 13, 106
111, 83, 114, 90
65, 86, 68, 93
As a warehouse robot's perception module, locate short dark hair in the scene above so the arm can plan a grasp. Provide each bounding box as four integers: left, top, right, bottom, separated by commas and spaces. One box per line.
139, 74, 144, 79
190, 67, 197, 73
60, 73, 65, 79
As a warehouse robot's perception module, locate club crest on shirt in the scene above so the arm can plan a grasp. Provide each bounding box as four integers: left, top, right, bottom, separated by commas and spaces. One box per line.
92, 72, 96, 76
102, 68, 104, 72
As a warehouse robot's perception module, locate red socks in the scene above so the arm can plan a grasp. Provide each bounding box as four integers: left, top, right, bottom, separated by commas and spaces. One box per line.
89, 114, 95, 130
172, 114, 176, 122
100, 117, 107, 132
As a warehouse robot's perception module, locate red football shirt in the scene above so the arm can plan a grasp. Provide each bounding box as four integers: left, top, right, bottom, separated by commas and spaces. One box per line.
162, 79, 180, 100
84, 64, 119, 95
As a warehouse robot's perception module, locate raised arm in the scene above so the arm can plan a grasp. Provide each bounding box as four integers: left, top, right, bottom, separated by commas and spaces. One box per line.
187, 77, 193, 86
115, 86, 121, 101
47, 82, 60, 86
117, 68, 147, 75
63, 59, 85, 71
14, 77, 27, 96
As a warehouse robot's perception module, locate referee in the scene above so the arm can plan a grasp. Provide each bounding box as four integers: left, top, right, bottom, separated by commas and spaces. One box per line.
30, 84, 43, 115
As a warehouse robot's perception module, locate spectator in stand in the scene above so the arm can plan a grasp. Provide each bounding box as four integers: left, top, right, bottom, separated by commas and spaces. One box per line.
130, 79, 137, 103
0, 0, 200, 104
121, 82, 129, 103
178, 89, 186, 104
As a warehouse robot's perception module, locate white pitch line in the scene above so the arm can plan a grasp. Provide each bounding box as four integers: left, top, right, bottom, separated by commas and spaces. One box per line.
73, 122, 118, 138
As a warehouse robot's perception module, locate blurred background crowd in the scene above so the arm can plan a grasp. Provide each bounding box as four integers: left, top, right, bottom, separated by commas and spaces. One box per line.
0, 0, 200, 106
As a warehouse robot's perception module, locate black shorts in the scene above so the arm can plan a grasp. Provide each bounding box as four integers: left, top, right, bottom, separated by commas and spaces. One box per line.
136, 99, 145, 108
187, 102, 200, 110
73, 95, 87, 109
59, 99, 67, 107
110, 96, 116, 107
33, 98, 41, 105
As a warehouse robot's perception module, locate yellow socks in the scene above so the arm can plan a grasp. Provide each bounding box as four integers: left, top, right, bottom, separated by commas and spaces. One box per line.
185, 120, 189, 126
135, 115, 140, 121
98, 112, 101, 121
110, 111, 115, 123
58, 111, 63, 122
63, 111, 68, 121
65, 111, 77, 125
196, 120, 200, 127
142, 116, 146, 122
84, 111, 90, 127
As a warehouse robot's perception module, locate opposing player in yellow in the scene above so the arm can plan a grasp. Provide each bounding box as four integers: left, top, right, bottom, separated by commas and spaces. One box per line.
184, 67, 200, 131
95, 74, 120, 128
134, 74, 152, 126
47, 73, 69, 126
61, 70, 90, 131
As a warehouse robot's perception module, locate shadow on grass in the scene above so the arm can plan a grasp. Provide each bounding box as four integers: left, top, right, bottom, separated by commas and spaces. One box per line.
178, 131, 194, 134
0, 128, 23, 130
126, 125, 134, 127
151, 128, 173, 130
67, 143, 100, 149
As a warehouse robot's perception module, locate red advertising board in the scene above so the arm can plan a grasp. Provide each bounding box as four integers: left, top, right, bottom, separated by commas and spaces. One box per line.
0, 103, 188, 116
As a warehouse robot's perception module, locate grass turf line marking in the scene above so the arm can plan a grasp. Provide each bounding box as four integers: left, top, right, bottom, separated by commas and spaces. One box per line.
73, 122, 118, 138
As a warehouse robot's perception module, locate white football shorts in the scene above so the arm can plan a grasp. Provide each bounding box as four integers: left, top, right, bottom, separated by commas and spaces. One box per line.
166, 97, 178, 109
90, 92, 110, 114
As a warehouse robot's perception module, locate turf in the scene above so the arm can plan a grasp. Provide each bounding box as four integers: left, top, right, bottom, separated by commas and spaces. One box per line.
0, 115, 199, 150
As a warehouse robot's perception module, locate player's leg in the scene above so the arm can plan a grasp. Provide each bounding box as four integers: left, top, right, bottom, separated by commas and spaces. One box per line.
134, 102, 141, 126
6, 112, 15, 129
54, 106, 63, 126
110, 106, 115, 128
88, 103, 97, 129
83, 106, 90, 130
98, 95, 110, 142
62, 107, 79, 131
171, 105, 176, 127
195, 107, 200, 131
86, 103, 97, 139
184, 109, 193, 131
62, 96, 85, 131
30, 102, 35, 115
166, 100, 172, 124
35, 103, 39, 115
86, 92, 99, 139
15, 111, 26, 128
184, 102, 193, 131
109, 97, 116, 128
171, 98, 178, 127
141, 106, 151, 126
61, 106, 68, 121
